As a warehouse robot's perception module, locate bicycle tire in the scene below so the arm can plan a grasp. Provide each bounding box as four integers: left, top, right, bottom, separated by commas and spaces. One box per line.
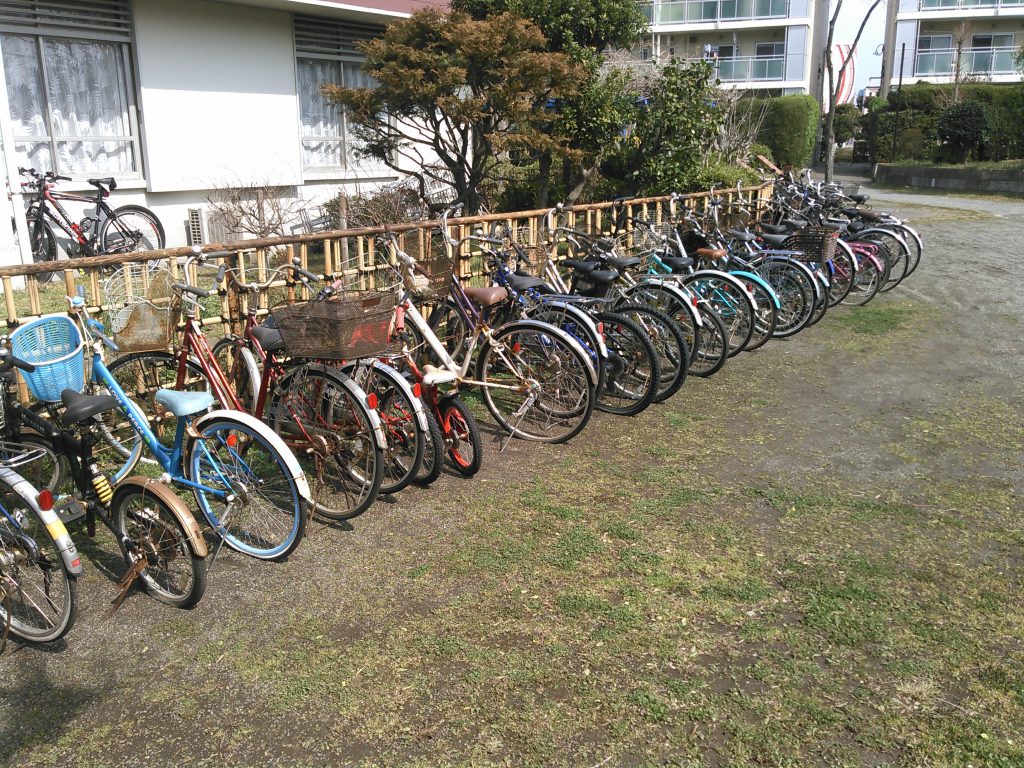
186, 414, 307, 560
29, 218, 60, 284
440, 395, 483, 476
867, 229, 910, 292
0, 474, 77, 644
593, 311, 660, 416
753, 258, 815, 338
526, 302, 608, 397
413, 407, 445, 487
476, 321, 596, 444
682, 272, 755, 357
845, 253, 883, 306
99, 204, 166, 254
269, 364, 384, 522
805, 267, 830, 328
827, 243, 856, 308
619, 282, 701, 368
211, 336, 261, 411
689, 304, 729, 377
110, 481, 206, 609
427, 299, 472, 367
347, 360, 424, 496
613, 304, 688, 402
731, 277, 777, 352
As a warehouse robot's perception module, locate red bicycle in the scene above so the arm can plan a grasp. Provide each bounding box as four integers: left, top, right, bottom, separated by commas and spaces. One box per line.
18, 167, 165, 283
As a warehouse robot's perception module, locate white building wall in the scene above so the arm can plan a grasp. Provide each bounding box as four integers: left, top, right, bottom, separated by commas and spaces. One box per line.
133, 0, 304, 192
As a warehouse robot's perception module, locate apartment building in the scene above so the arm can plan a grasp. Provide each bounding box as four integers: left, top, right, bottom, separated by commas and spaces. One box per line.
640, 0, 831, 94
887, 0, 1023, 84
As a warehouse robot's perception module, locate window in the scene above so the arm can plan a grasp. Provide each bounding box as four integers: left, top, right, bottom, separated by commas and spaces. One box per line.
971, 33, 1014, 49
917, 35, 953, 51
294, 15, 383, 174
717, 45, 736, 58
756, 42, 785, 58
0, 1, 139, 176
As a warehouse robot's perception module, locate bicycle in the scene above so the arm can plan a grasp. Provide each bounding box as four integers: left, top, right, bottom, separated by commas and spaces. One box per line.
107, 252, 386, 522
393, 204, 598, 445
18, 168, 165, 283
0, 324, 207, 610
0, 345, 81, 646
48, 295, 311, 562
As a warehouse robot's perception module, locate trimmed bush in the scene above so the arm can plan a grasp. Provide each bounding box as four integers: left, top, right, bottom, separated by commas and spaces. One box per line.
757, 94, 818, 168
937, 100, 991, 163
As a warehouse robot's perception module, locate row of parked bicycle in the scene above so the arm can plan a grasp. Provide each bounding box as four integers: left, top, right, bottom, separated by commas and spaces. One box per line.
0, 173, 922, 651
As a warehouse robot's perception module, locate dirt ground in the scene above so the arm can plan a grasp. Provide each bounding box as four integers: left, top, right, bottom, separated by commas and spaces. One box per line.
2, 184, 1022, 767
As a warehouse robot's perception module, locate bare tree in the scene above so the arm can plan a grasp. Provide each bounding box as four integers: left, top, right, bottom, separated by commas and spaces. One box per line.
714, 89, 771, 166
206, 181, 304, 240
823, 0, 885, 182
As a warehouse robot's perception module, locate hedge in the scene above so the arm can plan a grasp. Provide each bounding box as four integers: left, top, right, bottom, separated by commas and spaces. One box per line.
756, 94, 819, 168
869, 82, 1024, 162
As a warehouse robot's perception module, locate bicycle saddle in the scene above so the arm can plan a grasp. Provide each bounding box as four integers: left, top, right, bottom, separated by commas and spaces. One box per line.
462, 286, 507, 307
562, 259, 599, 273
728, 229, 757, 243
782, 218, 808, 229
849, 193, 869, 204
695, 247, 727, 260
59, 389, 119, 427
604, 255, 641, 271
506, 272, 554, 294
87, 177, 117, 191
155, 389, 215, 417
252, 324, 285, 353
580, 269, 618, 285
661, 256, 694, 272
759, 233, 790, 248
758, 223, 789, 235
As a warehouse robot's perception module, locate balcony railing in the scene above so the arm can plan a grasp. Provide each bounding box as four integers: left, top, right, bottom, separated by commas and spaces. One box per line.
914, 46, 1018, 75
716, 55, 786, 81
917, 0, 1024, 9
645, 0, 789, 25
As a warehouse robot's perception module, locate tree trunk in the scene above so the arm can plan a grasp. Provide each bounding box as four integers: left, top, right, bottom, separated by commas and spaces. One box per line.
824, 55, 837, 183
534, 151, 553, 209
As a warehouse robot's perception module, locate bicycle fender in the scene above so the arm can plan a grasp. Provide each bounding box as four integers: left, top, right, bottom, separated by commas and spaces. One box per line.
191, 409, 312, 504
724, 270, 781, 309
856, 228, 909, 253
751, 255, 823, 302
338, 359, 429, 434
489, 318, 599, 388
115, 476, 208, 558
685, 269, 760, 312
533, 300, 609, 359
277, 363, 387, 449
898, 225, 923, 254
0, 466, 84, 576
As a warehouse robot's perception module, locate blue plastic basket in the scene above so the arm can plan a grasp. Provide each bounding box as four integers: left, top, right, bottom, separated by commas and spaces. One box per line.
10, 315, 86, 402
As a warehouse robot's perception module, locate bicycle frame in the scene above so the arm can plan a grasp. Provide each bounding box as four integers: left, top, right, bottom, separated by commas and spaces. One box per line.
35, 185, 113, 251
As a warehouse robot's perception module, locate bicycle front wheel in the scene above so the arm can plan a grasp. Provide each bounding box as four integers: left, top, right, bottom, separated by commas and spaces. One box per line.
0, 476, 77, 644
99, 204, 166, 254
110, 481, 206, 608
594, 311, 660, 416
30, 219, 60, 284
476, 322, 596, 444
186, 416, 307, 560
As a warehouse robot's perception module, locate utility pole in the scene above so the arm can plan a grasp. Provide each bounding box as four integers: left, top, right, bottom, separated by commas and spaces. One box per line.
878, 0, 900, 98
891, 42, 905, 160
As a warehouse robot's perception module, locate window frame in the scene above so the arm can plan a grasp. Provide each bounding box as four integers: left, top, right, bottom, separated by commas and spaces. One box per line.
1, 31, 143, 180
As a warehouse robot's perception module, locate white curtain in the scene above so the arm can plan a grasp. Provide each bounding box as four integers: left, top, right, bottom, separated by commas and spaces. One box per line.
297, 58, 343, 169
1, 34, 135, 174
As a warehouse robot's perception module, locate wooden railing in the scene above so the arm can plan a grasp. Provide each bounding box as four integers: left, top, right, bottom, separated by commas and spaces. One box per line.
0, 184, 771, 336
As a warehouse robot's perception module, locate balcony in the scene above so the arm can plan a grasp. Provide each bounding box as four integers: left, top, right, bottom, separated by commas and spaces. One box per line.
645, 0, 790, 25
916, 0, 1023, 9
914, 46, 1018, 75
716, 55, 786, 81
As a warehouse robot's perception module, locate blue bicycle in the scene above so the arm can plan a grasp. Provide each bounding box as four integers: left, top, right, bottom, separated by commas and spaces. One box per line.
21, 298, 311, 562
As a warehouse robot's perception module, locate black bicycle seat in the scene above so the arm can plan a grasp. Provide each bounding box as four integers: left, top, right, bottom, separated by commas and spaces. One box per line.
506, 272, 554, 294
728, 229, 757, 243
562, 259, 599, 273
87, 177, 117, 191
582, 270, 618, 286
759, 233, 790, 247
605, 255, 641, 270
60, 389, 119, 427
661, 256, 694, 272
252, 324, 285, 353
759, 223, 789, 235
849, 193, 869, 204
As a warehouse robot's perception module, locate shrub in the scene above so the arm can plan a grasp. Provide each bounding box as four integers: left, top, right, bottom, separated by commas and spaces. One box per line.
757, 94, 818, 168
937, 100, 990, 163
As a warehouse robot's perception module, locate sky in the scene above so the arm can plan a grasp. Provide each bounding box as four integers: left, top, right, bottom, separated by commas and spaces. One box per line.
833, 0, 888, 92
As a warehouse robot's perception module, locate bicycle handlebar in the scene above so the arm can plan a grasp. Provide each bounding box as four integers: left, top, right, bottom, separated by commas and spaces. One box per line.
0, 349, 35, 373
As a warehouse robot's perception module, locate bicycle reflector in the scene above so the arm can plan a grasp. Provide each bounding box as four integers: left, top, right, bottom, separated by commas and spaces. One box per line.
366, 393, 379, 411
412, 382, 422, 399
37, 489, 54, 511
226, 434, 238, 448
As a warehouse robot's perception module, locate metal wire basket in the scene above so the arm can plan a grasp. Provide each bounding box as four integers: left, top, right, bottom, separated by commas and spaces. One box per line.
104, 264, 179, 353
781, 227, 840, 263
405, 254, 455, 302
270, 291, 398, 360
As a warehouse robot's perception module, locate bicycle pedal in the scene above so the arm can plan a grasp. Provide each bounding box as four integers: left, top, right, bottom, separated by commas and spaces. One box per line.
54, 496, 87, 525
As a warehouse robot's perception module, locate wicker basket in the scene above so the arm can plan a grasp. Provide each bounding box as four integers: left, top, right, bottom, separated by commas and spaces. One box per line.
781, 227, 840, 263
105, 264, 178, 353
271, 291, 397, 360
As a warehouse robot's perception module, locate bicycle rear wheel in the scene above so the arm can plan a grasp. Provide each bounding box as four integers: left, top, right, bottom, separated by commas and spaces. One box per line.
269, 364, 384, 521
0, 476, 77, 644
477, 322, 596, 444
613, 304, 688, 402
440, 395, 483, 476
29, 219, 60, 284
99, 205, 166, 254
186, 415, 307, 560
594, 311, 660, 416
